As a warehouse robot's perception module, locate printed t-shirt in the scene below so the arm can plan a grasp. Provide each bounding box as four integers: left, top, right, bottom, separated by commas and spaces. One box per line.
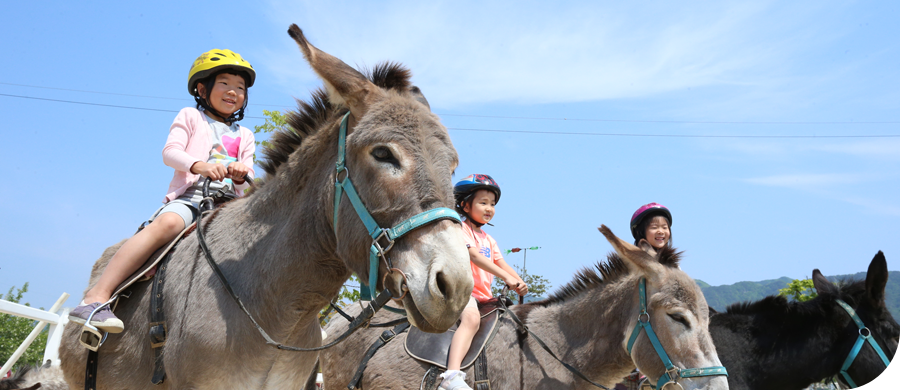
460, 222, 504, 302
172, 112, 243, 208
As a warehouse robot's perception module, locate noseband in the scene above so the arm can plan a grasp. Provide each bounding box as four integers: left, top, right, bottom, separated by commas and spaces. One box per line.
332, 112, 461, 301
835, 299, 892, 388
626, 278, 728, 390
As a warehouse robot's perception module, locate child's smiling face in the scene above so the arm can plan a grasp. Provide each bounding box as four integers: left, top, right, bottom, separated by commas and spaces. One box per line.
198, 72, 246, 119
463, 189, 497, 226
644, 215, 670, 249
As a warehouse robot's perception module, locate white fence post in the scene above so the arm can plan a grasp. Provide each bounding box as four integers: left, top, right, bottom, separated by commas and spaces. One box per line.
0, 292, 69, 373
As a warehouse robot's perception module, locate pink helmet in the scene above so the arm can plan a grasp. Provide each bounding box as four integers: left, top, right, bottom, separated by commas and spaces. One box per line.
630, 202, 672, 239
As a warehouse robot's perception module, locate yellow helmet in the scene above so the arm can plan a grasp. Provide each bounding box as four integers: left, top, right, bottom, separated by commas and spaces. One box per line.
187, 49, 256, 96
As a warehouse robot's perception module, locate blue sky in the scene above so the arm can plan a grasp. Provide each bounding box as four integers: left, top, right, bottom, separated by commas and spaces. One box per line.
2, 1, 899, 381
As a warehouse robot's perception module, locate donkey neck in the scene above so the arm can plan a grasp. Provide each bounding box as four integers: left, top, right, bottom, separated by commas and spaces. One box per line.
522, 275, 641, 386
719, 298, 851, 387
203, 122, 353, 332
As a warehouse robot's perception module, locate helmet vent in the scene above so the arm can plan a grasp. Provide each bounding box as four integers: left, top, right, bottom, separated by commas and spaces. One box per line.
210, 57, 220, 61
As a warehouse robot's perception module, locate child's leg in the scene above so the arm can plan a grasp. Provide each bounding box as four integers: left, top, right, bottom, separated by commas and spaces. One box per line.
83, 212, 185, 304
447, 298, 481, 371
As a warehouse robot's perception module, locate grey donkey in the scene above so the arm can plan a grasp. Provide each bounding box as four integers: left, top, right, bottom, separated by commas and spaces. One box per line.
317, 226, 729, 390
58, 24, 474, 390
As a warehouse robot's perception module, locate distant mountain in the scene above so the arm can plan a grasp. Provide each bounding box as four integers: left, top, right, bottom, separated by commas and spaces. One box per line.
697, 271, 900, 321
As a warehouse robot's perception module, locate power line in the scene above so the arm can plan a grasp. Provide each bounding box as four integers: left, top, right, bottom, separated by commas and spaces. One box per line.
2, 92, 899, 139
447, 127, 900, 139
5, 81, 900, 125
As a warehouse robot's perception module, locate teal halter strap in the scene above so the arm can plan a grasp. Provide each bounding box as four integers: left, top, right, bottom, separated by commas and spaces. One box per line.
835, 299, 892, 388
626, 278, 728, 389
332, 112, 461, 303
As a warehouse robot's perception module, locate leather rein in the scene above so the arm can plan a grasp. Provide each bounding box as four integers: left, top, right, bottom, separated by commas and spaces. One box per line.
834, 299, 892, 388
627, 278, 728, 390
195, 112, 460, 351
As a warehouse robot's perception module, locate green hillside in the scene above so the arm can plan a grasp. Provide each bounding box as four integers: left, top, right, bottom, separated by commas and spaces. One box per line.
697, 271, 900, 321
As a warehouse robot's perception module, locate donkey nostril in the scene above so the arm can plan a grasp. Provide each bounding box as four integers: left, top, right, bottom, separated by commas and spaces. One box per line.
435, 270, 450, 297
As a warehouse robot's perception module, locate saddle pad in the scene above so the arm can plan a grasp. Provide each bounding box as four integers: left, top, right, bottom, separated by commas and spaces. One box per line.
110, 222, 197, 298
405, 305, 502, 370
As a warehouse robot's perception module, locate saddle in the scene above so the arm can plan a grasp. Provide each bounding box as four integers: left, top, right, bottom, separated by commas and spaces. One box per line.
404, 300, 504, 369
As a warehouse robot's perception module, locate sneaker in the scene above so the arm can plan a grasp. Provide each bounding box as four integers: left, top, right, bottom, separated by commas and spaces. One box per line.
439, 371, 472, 390
68, 302, 125, 333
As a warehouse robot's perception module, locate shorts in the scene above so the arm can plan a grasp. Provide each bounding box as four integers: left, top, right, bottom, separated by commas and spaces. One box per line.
148, 202, 198, 230
465, 295, 479, 311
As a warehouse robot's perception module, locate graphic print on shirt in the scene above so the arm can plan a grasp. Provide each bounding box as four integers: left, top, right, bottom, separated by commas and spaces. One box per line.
221, 134, 242, 158
478, 245, 491, 258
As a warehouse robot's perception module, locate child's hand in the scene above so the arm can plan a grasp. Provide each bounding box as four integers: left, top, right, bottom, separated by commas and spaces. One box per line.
191, 161, 228, 181
514, 280, 529, 297
228, 162, 250, 184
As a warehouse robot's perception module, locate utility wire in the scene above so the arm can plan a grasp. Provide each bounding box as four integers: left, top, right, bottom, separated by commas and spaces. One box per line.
2, 92, 899, 139
5, 81, 900, 125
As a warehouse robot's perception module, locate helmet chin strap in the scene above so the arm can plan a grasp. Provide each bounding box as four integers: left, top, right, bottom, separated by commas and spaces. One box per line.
194, 91, 244, 124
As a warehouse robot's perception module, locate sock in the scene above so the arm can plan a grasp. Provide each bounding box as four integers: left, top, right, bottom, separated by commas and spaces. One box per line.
441, 370, 463, 382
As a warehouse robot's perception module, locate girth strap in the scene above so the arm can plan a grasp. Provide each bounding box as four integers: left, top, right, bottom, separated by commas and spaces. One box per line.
473, 316, 504, 390
149, 251, 174, 385
347, 321, 411, 389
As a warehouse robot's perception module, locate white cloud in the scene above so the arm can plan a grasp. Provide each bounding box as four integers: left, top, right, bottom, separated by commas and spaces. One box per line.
257, 0, 847, 108
744, 173, 875, 190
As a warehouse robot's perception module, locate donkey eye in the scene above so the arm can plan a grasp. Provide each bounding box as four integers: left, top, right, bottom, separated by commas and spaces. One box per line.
668, 313, 690, 328
371, 146, 399, 166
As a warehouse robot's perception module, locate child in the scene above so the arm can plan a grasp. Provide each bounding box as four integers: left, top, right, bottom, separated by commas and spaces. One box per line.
440, 174, 528, 390
68, 49, 257, 333
630, 202, 672, 250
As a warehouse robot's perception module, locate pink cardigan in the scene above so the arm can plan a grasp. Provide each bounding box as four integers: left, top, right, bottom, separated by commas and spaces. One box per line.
161, 107, 256, 203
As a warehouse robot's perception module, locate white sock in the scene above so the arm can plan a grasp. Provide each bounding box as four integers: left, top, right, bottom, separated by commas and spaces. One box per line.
441, 370, 463, 381
80, 300, 87, 306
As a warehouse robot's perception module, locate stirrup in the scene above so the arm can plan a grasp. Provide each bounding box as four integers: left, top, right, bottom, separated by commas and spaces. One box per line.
77, 298, 117, 351
79, 324, 108, 352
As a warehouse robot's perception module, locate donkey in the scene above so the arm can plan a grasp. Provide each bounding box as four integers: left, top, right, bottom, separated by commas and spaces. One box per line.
57, 24, 474, 389
0, 362, 67, 390
709, 251, 899, 390
315, 226, 729, 390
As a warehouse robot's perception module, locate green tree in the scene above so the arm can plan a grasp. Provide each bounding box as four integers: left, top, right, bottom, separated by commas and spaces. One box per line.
0, 283, 49, 367
319, 274, 362, 326
491, 265, 551, 302
778, 278, 818, 302
251, 109, 289, 164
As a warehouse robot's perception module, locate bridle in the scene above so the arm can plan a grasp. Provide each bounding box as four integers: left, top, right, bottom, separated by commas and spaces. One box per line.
627, 278, 729, 390
194, 111, 459, 352
332, 112, 461, 302
835, 299, 892, 388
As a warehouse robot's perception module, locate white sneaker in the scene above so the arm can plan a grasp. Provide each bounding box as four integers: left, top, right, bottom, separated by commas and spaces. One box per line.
439, 371, 472, 390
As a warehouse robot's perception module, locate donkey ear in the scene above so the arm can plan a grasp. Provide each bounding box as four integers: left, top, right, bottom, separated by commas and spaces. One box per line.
638, 239, 658, 257
288, 24, 384, 119
598, 225, 658, 276
865, 251, 888, 305
409, 86, 431, 110
812, 269, 838, 296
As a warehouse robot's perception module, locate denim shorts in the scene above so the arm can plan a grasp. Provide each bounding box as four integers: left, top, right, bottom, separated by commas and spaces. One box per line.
148, 202, 198, 230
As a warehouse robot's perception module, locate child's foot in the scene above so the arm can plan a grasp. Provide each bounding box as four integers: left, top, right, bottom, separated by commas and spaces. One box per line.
439, 370, 472, 390
68, 302, 125, 333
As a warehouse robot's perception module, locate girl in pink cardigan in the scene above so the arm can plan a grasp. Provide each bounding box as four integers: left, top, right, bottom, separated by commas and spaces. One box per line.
69, 49, 257, 333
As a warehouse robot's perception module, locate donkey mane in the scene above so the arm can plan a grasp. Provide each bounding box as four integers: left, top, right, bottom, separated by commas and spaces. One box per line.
533, 246, 683, 308
724, 278, 865, 316
258, 62, 414, 177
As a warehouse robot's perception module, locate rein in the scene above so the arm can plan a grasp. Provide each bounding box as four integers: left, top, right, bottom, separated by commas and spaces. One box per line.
626, 278, 728, 390
835, 299, 892, 388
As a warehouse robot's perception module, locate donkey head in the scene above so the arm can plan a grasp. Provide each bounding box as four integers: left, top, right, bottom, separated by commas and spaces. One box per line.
812, 251, 899, 387
288, 25, 473, 332
599, 225, 728, 390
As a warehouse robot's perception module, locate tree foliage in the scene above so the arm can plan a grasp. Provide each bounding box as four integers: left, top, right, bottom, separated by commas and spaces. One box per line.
491, 265, 551, 302
0, 283, 49, 368
251, 109, 289, 164
319, 274, 361, 326
778, 278, 818, 302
